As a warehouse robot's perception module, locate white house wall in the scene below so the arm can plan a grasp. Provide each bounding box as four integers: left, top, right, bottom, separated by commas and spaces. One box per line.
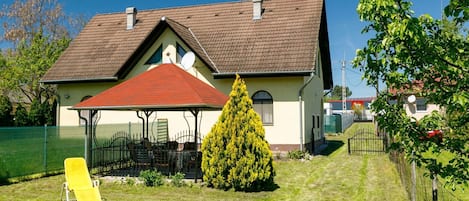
404, 103, 440, 120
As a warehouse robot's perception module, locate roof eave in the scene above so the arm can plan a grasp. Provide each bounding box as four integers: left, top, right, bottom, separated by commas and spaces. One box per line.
213, 71, 313, 79
41, 77, 119, 84
70, 104, 225, 111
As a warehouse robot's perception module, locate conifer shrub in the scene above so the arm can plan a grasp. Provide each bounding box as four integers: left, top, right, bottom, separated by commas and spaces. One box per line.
0, 96, 13, 126
14, 104, 29, 126
201, 75, 275, 191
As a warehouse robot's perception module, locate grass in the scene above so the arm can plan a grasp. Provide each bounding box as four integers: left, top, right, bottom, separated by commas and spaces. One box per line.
0, 123, 409, 201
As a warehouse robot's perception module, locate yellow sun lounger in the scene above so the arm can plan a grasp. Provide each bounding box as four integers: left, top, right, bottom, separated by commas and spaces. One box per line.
63, 157, 102, 201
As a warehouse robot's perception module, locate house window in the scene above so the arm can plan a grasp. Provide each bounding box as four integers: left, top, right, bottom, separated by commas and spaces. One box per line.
416, 98, 427, 111
176, 43, 186, 63
252, 90, 273, 125
145, 45, 163, 65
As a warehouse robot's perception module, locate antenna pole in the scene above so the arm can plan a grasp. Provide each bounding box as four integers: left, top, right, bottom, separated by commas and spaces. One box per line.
342, 60, 346, 114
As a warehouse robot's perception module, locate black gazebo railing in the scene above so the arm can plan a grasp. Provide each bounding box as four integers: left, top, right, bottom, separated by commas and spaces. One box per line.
92, 130, 203, 178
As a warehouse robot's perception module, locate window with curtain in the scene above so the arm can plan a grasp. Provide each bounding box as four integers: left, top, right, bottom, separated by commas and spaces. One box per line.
252, 90, 273, 125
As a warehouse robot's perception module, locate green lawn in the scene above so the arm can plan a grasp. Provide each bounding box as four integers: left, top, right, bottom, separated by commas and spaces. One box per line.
0, 123, 409, 201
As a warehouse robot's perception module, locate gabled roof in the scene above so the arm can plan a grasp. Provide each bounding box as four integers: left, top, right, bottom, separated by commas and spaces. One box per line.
42, 0, 332, 89
72, 64, 228, 110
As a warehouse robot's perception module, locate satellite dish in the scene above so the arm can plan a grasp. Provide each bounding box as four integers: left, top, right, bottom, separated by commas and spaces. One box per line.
407, 95, 416, 103
180, 52, 195, 71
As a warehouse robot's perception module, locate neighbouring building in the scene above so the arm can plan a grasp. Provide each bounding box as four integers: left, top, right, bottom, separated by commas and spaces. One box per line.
389, 81, 440, 120
41, 0, 333, 154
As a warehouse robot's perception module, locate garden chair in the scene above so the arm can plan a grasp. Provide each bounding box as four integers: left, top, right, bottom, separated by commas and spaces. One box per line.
156, 118, 169, 143
63, 157, 102, 201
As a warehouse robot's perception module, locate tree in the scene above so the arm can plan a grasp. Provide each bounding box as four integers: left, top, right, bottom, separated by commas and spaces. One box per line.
4, 32, 69, 104
0, 0, 71, 46
0, 0, 81, 126
201, 75, 275, 191
329, 85, 352, 100
354, 0, 469, 190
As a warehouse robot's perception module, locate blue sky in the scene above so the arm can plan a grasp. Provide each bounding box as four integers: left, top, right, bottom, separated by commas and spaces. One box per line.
0, 0, 446, 98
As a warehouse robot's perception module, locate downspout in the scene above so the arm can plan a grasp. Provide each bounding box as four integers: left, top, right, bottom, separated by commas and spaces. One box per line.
298, 72, 316, 152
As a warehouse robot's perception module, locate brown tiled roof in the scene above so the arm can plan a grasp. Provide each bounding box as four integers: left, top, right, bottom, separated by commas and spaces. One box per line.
42, 0, 332, 88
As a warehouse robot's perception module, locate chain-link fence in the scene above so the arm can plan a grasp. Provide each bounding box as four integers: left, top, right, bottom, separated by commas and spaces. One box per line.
389, 151, 462, 201
324, 113, 354, 133
0, 123, 145, 183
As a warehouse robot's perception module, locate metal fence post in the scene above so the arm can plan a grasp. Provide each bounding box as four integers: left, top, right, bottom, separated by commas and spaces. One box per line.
347, 138, 351, 155
43, 124, 48, 173
411, 151, 416, 201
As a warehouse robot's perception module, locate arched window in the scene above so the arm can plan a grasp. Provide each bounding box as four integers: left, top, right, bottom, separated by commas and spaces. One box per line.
252, 90, 273, 125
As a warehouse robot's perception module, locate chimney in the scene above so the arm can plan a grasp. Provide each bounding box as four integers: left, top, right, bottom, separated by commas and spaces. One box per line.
126, 7, 137, 30
252, 0, 263, 20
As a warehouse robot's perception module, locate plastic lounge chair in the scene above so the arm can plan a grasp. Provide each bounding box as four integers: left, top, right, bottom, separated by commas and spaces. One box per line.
63, 157, 102, 201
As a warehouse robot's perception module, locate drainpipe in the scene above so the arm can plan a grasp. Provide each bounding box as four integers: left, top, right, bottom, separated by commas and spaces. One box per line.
298, 72, 316, 152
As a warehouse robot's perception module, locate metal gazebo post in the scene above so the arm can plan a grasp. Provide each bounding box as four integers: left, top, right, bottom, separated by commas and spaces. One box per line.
190, 109, 200, 183
77, 109, 98, 169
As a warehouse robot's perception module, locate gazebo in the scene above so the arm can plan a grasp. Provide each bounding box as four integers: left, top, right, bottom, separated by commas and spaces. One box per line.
71, 63, 228, 181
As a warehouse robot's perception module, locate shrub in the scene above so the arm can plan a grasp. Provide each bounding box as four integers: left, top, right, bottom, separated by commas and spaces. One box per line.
125, 177, 135, 186
0, 96, 13, 126
287, 150, 312, 160
139, 170, 164, 187
169, 172, 185, 187
14, 104, 29, 126
287, 150, 306, 160
201, 75, 275, 191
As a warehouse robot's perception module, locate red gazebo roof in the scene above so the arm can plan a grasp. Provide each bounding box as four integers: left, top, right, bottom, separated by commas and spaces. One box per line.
72, 64, 228, 111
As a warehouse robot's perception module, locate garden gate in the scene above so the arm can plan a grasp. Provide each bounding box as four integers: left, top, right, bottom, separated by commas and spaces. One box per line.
347, 128, 388, 155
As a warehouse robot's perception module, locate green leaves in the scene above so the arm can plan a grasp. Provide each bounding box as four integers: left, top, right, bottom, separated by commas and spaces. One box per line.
355, 0, 469, 189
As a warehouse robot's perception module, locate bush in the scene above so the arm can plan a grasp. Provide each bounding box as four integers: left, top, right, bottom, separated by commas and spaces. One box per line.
201, 75, 275, 191
169, 172, 185, 187
287, 150, 306, 160
139, 170, 164, 187
0, 96, 13, 126
14, 104, 29, 126
287, 150, 312, 160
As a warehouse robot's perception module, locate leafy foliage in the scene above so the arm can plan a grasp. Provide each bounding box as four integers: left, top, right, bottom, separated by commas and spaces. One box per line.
354, 0, 469, 189
0, 96, 13, 126
139, 170, 164, 187
0, 0, 76, 126
14, 104, 29, 126
287, 150, 312, 160
169, 172, 186, 187
201, 75, 275, 191
328, 85, 352, 100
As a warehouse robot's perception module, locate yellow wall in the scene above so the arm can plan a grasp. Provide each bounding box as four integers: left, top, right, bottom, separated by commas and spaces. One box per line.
56, 28, 327, 150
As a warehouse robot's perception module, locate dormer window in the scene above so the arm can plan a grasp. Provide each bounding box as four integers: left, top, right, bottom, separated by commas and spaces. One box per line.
176, 43, 186, 63
145, 45, 163, 65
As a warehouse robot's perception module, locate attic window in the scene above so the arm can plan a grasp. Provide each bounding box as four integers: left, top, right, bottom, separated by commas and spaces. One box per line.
145, 45, 163, 65
176, 43, 186, 63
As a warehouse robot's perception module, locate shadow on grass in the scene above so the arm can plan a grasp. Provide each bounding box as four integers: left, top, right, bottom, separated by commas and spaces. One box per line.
0, 174, 10, 186
242, 181, 280, 192
319, 140, 344, 156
